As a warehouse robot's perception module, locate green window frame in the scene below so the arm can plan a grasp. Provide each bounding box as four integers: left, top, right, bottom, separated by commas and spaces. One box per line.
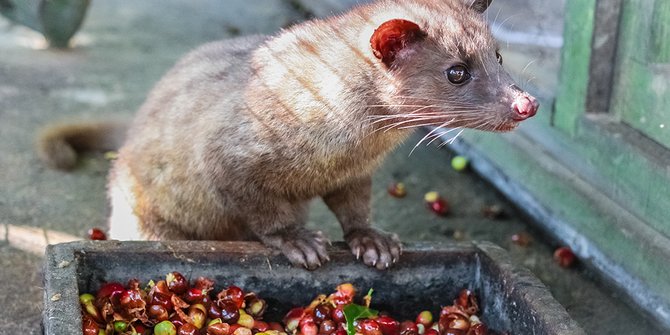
458, 0, 670, 327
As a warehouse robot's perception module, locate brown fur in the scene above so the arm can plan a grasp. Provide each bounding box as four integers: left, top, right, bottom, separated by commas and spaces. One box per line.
38, 0, 537, 270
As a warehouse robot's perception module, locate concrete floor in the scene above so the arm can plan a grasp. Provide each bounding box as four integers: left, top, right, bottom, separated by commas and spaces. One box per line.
0, 0, 665, 334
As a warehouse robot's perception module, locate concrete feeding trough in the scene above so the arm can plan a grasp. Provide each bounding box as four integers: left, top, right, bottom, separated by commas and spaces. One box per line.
43, 240, 585, 334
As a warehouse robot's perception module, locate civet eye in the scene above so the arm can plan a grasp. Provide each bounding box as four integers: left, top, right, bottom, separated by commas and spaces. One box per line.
495, 51, 503, 65
445, 65, 471, 85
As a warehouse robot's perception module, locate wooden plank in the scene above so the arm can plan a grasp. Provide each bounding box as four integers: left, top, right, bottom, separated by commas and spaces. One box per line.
651, 0, 670, 62
451, 128, 670, 328
3, 223, 80, 256
553, 0, 596, 133
612, 0, 670, 148
586, 0, 623, 114
577, 116, 670, 237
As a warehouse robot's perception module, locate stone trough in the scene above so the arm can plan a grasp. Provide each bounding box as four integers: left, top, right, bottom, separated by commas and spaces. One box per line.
43, 241, 585, 334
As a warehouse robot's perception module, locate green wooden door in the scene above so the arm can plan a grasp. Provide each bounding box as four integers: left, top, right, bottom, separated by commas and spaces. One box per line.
467, 0, 670, 325
611, 0, 670, 148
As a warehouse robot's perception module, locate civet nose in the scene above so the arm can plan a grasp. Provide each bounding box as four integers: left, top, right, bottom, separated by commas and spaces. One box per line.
512, 95, 539, 121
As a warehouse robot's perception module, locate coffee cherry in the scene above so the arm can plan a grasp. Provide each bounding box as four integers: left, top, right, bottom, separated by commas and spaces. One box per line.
207, 320, 231, 335
301, 321, 319, 335
170, 314, 187, 328
254, 320, 270, 332
96, 282, 124, 300
469, 323, 488, 335
442, 329, 465, 335
399, 321, 418, 335
132, 323, 147, 334
283, 307, 305, 332
79, 293, 102, 322
376, 315, 400, 335
268, 322, 284, 331
313, 303, 333, 323
154, 320, 177, 335
357, 319, 382, 335
245, 296, 267, 318
194, 277, 216, 292
78, 292, 94, 305
331, 306, 345, 323
184, 288, 205, 303
329, 283, 355, 305
237, 312, 255, 329
113, 321, 129, 333
149, 304, 170, 322
166, 272, 189, 295
451, 230, 465, 241
119, 289, 145, 311
424, 329, 439, 335
319, 320, 337, 335
337, 283, 355, 296
209, 303, 223, 319
153, 280, 171, 295
229, 324, 242, 334
451, 156, 469, 172
218, 285, 245, 308
447, 317, 469, 331
215, 300, 239, 324
189, 303, 207, 329
233, 326, 252, 335
455, 289, 472, 309
202, 294, 213, 308
447, 290, 477, 316
128, 278, 143, 291
429, 199, 449, 216
415, 311, 432, 327
178, 323, 199, 335
424, 192, 449, 216
553, 246, 576, 268
388, 182, 407, 198
150, 281, 174, 312
300, 314, 316, 328
207, 323, 230, 335
424, 191, 439, 203
82, 314, 100, 335
87, 227, 107, 240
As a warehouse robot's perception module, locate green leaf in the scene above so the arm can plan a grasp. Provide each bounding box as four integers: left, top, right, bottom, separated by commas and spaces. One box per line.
343, 303, 378, 335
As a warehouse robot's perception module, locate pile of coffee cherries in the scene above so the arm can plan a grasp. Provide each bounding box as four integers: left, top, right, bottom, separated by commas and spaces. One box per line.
80, 277, 494, 335
284, 283, 491, 335
80, 272, 270, 335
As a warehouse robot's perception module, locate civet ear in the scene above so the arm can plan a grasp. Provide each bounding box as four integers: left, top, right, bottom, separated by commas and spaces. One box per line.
370, 19, 425, 66
467, 0, 494, 13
